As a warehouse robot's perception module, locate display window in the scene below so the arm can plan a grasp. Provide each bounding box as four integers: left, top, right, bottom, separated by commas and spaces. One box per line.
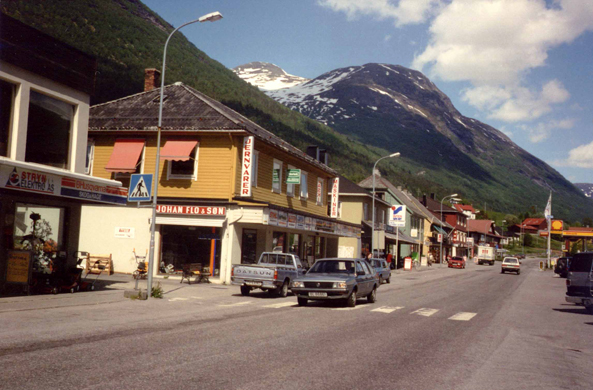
288, 233, 300, 256
272, 231, 286, 252
241, 229, 258, 264
160, 225, 221, 276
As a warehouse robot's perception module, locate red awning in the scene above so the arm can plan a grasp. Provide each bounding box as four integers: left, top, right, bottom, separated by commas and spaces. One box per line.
160, 140, 198, 161
105, 139, 145, 173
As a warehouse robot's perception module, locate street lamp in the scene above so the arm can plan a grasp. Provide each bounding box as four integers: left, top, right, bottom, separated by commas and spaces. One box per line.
147, 11, 223, 298
440, 193, 458, 267
371, 152, 400, 258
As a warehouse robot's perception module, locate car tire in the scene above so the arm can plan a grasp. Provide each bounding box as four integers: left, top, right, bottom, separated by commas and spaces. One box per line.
517, 270, 520, 275
297, 297, 308, 306
277, 281, 289, 298
240, 286, 251, 296
367, 287, 377, 303
346, 290, 357, 307
501, 270, 505, 274
379, 277, 383, 285
386, 276, 391, 284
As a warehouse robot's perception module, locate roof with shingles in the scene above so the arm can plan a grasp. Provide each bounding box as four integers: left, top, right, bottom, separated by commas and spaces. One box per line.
89, 82, 337, 175
522, 218, 546, 227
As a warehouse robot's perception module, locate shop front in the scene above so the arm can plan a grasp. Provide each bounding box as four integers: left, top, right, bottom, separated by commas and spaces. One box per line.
0, 160, 127, 292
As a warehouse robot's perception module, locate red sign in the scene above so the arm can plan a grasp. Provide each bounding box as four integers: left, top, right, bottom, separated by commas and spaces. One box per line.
156, 205, 226, 215
240, 136, 254, 197
330, 177, 339, 218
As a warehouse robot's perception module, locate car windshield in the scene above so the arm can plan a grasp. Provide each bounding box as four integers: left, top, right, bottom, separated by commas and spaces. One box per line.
371, 260, 382, 268
504, 258, 518, 264
308, 260, 355, 274
452, 257, 463, 261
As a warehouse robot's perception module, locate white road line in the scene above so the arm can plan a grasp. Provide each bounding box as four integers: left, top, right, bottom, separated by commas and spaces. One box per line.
332, 306, 364, 311
371, 306, 404, 314
189, 296, 204, 300
218, 301, 253, 307
168, 298, 188, 302
448, 312, 477, 321
263, 302, 296, 309
411, 308, 439, 317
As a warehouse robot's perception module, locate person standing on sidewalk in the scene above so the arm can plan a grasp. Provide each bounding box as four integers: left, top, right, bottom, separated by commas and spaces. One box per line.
386, 251, 393, 268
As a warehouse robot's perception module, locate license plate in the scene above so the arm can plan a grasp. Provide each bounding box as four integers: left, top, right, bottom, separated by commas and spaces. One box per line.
245, 282, 262, 287
309, 292, 327, 297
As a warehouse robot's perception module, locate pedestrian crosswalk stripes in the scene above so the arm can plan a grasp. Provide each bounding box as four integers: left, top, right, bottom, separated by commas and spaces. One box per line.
448, 312, 477, 321
332, 306, 364, 311
263, 301, 297, 309
371, 306, 404, 313
411, 308, 439, 317
218, 301, 253, 307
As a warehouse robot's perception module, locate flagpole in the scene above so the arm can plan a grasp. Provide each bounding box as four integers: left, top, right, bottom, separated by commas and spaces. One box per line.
546, 191, 552, 269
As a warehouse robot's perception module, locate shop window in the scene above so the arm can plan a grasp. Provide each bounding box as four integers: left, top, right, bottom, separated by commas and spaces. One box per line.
273, 231, 286, 252
85, 140, 95, 175
316, 177, 324, 206
288, 233, 300, 255
300, 171, 308, 199
287, 165, 295, 197
241, 229, 258, 264
160, 225, 221, 276
0, 78, 15, 157
272, 159, 282, 193
25, 91, 74, 169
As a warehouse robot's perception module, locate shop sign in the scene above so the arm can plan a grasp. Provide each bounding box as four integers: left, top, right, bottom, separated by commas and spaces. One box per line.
288, 213, 297, 228
330, 177, 340, 218
156, 205, 226, 215
6, 250, 32, 285
114, 227, 135, 239
278, 211, 288, 227
286, 169, 301, 184
0, 165, 128, 205
411, 228, 418, 237
269, 209, 279, 226
305, 217, 312, 231
316, 178, 323, 205
388, 205, 406, 227
296, 215, 305, 230
467, 237, 474, 245
315, 219, 334, 233
240, 136, 254, 197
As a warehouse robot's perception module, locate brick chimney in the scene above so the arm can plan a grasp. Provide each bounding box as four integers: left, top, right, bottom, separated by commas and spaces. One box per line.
144, 68, 161, 92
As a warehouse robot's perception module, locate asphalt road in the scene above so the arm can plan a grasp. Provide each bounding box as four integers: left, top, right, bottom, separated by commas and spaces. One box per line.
1, 258, 592, 389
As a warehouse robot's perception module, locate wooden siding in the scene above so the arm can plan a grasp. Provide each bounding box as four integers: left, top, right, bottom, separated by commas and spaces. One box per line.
91, 134, 234, 199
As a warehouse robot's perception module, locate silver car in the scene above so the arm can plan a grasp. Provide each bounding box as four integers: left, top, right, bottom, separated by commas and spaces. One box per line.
290, 258, 379, 307
369, 258, 391, 284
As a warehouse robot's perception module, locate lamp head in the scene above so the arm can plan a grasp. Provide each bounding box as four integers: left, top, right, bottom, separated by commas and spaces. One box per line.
199, 11, 223, 22
389, 152, 401, 158
450, 193, 458, 197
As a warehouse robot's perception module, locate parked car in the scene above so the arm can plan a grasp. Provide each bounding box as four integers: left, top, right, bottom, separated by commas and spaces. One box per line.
501, 257, 521, 274
448, 256, 466, 269
369, 258, 391, 283
231, 252, 305, 297
565, 252, 593, 314
516, 253, 526, 260
290, 258, 379, 307
554, 257, 571, 278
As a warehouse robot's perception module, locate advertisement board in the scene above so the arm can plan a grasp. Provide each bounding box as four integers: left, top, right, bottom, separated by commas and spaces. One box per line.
388, 205, 406, 227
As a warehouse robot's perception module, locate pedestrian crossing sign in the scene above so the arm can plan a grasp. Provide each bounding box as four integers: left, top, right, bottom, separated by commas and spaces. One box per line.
128, 174, 152, 202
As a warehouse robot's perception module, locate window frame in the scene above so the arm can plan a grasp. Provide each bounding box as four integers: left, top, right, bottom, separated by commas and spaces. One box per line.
300, 170, 308, 200
166, 141, 199, 181
272, 159, 283, 194
0, 78, 15, 158
287, 164, 295, 197
85, 139, 95, 175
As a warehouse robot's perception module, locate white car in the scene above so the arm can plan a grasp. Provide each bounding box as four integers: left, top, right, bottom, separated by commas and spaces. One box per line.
501, 257, 521, 275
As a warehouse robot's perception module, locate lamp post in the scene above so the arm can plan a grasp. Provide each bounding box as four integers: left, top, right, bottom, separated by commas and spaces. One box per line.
440, 193, 458, 267
502, 220, 506, 249
371, 152, 400, 258
147, 11, 223, 298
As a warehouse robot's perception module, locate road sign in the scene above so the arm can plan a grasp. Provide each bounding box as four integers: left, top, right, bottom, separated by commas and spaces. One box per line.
128, 174, 152, 202
388, 205, 406, 227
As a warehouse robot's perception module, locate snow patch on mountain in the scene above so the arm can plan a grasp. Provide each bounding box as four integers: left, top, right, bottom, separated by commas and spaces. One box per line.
233, 62, 309, 91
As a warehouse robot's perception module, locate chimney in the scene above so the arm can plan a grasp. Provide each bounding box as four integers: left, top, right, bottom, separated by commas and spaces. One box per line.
422, 194, 427, 205
144, 68, 161, 92
319, 149, 329, 165
306, 146, 319, 161
430, 193, 435, 200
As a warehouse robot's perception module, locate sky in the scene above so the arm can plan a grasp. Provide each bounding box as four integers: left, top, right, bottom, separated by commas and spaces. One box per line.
142, 0, 593, 184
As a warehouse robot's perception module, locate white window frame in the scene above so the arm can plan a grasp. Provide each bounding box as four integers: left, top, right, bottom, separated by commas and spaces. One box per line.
167, 142, 199, 181
272, 159, 283, 194
114, 142, 145, 179
287, 164, 295, 197
300, 170, 308, 200
316, 177, 324, 206
85, 139, 94, 175
252, 150, 259, 187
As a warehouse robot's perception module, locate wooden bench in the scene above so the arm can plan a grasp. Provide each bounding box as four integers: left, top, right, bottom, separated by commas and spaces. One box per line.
86, 254, 113, 275
180, 263, 211, 284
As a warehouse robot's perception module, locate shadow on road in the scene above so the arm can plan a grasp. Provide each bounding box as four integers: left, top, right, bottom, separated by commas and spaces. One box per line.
552, 307, 592, 316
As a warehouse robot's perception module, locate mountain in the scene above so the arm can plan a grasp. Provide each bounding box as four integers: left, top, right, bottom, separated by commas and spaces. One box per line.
575, 183, 593, 198
233, 62, 308, 90
264, 63, 593, 220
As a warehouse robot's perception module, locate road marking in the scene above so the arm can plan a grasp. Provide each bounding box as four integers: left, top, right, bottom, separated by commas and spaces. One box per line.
263, 302, 296, 309
371, 306, 404, 314
448, 312, 477, 321
411, 308, 439, 317
219, 301, 253, 307
168, 298, 188, 302
333, 306, 364, 311
189, 296, 204, 300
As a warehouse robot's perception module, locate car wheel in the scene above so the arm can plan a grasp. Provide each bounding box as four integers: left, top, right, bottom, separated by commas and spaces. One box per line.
367, 287, 377, 303
386, 276, 391, 284
501, 270, 505, 274
240, 286, 251, 296
379, 277, 383, 285
346, 290, 357, 307
297, 297, 308, 306
277, 281, 289, 298
517, 270, 521, 275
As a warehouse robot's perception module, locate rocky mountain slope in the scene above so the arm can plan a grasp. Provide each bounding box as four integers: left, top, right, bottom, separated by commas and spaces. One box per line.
575, 183, 593, 198
260, 63, 592, 219
233, 62, 308, 90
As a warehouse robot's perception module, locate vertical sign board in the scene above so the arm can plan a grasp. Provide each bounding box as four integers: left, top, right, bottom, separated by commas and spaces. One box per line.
316, 178, 323, 205
330, 177, 340, 218
388, 205, 406, 227
6, 250, 33, 285
240, 136, 254, 197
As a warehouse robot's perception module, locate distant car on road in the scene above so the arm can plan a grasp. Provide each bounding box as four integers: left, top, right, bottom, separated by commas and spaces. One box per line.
448, 256, 466, 269
290, 258, 379, 307
369, 258, 391, 284
554, 257, 571, 278
501, 257, 521, 275
516, 253, 526, 260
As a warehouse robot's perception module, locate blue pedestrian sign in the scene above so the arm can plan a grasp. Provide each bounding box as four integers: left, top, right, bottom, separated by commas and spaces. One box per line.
128, 174, 153, 202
